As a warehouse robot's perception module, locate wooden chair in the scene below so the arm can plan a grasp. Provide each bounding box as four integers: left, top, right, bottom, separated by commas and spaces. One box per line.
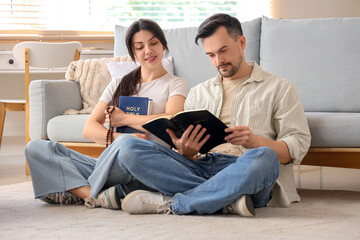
0, 100, 26, 147
4, 41, 82, 174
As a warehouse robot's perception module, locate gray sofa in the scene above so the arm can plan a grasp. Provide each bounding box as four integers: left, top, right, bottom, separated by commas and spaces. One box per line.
29, 16, 360, 168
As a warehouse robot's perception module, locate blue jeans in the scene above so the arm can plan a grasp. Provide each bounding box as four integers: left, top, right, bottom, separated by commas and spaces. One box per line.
118, 138, 280, 215
25, 135, 153, 199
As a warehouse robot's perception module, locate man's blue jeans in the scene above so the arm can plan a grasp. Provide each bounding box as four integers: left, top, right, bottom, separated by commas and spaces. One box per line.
118, 138, 280, 215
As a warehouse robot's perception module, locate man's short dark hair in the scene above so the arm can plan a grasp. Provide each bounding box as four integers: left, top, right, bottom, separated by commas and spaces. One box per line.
195, 13, 243, 45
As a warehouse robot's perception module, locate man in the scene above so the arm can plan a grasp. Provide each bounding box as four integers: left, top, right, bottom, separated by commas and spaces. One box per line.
118, 14, 311, 217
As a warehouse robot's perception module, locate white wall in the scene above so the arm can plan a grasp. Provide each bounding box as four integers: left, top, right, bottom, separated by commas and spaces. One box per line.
272, 0, 360, 18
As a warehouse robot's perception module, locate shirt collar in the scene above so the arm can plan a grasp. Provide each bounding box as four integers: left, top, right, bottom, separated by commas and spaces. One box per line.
246, 62, 264, 83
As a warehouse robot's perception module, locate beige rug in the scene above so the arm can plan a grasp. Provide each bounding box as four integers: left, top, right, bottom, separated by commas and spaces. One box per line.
1, 181, 360, 240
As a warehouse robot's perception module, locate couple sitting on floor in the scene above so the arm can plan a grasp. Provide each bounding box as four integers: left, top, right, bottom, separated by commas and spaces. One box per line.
25, 13, 310, 217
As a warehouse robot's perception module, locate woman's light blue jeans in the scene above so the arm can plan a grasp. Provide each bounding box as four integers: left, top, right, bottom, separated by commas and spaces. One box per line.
118, 138, 280, 215
25, 134, 153, 199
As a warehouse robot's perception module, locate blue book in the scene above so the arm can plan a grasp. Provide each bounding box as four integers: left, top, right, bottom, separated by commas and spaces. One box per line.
116, 96, 153, 133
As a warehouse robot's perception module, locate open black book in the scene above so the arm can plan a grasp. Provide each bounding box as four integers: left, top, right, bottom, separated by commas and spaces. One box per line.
142, 110, 230, 154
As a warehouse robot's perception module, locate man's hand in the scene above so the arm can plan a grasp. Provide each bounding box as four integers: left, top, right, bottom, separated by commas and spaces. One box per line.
225, 125, 292, 164
166, 124, 210, 161
224, 126, 260, 149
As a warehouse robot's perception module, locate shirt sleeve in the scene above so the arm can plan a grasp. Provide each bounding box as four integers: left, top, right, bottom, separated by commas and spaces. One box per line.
168, 76, 189, 99
274, 81, 311, 164
184, 87, 196, 111
99, 78, 121, 104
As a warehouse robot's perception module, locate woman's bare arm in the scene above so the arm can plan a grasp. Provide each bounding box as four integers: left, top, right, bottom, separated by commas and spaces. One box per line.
108, 95, 186, 132
82, 101, 120, 145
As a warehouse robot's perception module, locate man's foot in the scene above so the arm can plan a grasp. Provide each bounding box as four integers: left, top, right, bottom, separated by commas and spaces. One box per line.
40, 192, 84, 205
223, 195, 255, 217
84, 186, 121, 210
121, 190, 172, 214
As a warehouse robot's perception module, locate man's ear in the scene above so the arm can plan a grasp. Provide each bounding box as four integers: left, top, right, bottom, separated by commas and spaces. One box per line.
239, 35, 246, 49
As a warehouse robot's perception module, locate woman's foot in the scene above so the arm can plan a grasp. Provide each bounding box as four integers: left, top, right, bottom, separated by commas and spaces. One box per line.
39, 192, 84, 205
84, 186, 121, 210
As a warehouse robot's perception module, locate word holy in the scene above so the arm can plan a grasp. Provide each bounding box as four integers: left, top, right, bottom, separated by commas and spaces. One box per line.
125, 106, 141, 112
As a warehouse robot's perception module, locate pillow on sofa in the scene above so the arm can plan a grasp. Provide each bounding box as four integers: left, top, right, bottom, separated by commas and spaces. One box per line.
64, 55, 132, 114
106, 56, 174, 81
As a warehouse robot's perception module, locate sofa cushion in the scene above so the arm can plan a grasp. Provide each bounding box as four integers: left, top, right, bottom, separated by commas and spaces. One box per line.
47, 114, 92, 142
306, 112, 360, 147
260, 17, 360, 112
114, 18, 261, 88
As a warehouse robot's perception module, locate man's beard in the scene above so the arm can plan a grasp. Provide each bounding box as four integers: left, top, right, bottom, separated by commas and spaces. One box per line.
217, 55, 243, 78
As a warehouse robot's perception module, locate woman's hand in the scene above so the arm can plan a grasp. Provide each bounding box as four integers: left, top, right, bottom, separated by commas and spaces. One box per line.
166, 124, 210, 161
105, 106, 150, 140
104, 106, 127, 127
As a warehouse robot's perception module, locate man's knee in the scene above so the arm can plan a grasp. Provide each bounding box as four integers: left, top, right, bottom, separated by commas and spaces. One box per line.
260, 147, 279, 166
243, 147, 280, 173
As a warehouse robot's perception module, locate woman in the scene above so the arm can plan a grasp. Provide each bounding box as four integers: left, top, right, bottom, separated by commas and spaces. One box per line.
25, 19, 188, 210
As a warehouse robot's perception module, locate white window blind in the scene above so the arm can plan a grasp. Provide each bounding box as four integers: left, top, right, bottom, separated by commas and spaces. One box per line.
0, 0, 271, 41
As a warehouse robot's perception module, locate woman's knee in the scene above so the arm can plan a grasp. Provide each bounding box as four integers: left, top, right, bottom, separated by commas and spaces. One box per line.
113, 133, 136, 145
117, 138, 147, 170
24, 139, 48, 157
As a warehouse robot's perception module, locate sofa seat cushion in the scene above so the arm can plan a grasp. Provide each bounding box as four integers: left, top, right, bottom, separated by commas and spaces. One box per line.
47, 114, 92, 142
306, 112, 360, 147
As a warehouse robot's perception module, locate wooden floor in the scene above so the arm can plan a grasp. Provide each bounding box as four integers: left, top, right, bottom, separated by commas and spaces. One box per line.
0, 136, 30, 186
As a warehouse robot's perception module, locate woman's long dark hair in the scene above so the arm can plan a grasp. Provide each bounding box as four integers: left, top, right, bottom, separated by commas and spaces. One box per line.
110, 19, 168, 107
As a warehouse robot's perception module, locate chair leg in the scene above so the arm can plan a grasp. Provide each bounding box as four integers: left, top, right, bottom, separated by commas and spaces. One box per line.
0, 102, 6, 148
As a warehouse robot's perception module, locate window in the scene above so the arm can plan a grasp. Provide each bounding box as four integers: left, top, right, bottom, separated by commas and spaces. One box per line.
0, 0, 272, 41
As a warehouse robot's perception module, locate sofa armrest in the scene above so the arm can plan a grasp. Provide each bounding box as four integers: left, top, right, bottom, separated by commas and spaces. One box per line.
29, 79, 83, 140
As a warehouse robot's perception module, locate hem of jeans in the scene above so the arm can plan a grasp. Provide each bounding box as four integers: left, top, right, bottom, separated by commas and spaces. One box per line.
170, 194, 181, 215
34, 183, 90, 199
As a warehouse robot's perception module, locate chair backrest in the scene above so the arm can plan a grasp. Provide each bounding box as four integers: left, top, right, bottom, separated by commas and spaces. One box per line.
12, 41, 82, 144
13, 41, 82, 68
